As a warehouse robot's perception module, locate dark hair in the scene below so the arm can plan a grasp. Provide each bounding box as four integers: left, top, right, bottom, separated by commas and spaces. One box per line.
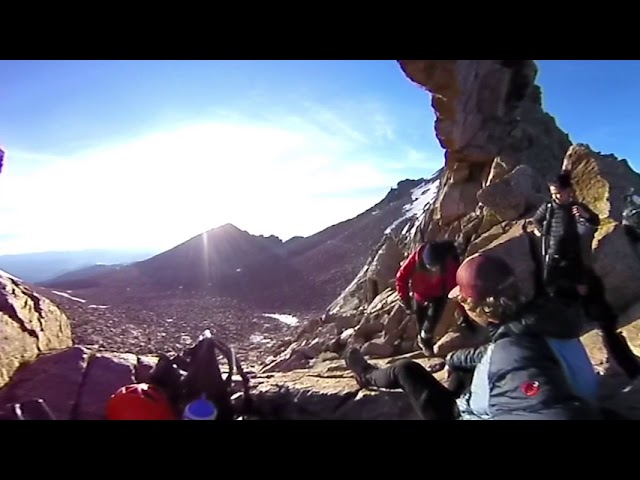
549, 170, 573, 190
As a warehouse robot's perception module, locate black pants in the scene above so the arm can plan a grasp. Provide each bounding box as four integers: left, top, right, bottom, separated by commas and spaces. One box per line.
361, 359, 458, 420
545, 261, 640, 380
544, 256, 583, 300
414, 296, 448, 346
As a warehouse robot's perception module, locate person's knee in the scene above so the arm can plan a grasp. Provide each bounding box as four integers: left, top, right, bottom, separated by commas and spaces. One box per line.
391, 359, 424, 380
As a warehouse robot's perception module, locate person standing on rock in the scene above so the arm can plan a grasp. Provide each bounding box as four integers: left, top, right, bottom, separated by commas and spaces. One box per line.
345, 253, 605, 420
530, 171, 640, 381
531, 171, 600, 298
395, 240, 466, 355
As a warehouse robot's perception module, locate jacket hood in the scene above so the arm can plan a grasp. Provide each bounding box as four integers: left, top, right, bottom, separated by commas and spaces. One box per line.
493, 296, 585, 340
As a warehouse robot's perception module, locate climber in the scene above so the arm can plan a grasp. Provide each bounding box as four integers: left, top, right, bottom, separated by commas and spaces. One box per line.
530, 171, 600, 298
345, 253, 603, 420
395, 240, 469, 355
530, 171, 640, 380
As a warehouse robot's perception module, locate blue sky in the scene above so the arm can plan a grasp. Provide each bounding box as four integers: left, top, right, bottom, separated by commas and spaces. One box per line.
0, 60, 638, 254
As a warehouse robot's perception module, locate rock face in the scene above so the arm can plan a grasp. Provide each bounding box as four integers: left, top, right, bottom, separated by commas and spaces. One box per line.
397, 60, 571, 245
562, 144, 640, 311
266, 60, 575, 362
268, 60, 640, 371
0, 273, 72, 388
0, 346, 159, 420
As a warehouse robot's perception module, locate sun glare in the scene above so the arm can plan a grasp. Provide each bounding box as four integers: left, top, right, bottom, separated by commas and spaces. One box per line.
0, 118, 403, 253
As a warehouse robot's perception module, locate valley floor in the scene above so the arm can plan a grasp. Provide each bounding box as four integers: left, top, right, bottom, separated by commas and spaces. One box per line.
35, 287, 322, 365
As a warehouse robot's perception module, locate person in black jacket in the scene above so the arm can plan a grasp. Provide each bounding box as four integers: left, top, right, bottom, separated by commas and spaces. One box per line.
531, 171, 600, 298
344, 253, 604, 420
530, 171, 640, 381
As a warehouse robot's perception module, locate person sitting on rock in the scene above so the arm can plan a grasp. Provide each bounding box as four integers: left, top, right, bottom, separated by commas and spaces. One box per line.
395, 240, 467, 355
345, 253, 603, 420
531, 171, 640, 381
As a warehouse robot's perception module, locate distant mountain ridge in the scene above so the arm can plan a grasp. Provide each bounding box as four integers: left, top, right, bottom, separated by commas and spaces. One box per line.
0, 249, 157, 284
40, 175, 439, 311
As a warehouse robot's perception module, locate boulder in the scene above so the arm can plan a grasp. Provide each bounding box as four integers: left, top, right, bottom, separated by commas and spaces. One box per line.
0, 274, 72, 388
251, 354, 445, 420
477, 164, 547, 221
0, 346, 161, 419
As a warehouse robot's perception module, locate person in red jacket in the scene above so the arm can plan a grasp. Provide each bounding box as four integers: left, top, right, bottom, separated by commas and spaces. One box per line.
396, 240, 461, 355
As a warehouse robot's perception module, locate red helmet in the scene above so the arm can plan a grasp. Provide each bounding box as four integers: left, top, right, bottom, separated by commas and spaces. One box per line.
106, 383, 177, 420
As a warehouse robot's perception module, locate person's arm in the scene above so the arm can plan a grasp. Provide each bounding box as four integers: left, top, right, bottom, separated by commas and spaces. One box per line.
530, 201, 548, 234
445, 344, 490, 371
575, 202, 600, 227
395, 252, 417, 305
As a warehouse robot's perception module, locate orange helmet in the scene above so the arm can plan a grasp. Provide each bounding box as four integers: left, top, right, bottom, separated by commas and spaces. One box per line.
106, 383, 177, 420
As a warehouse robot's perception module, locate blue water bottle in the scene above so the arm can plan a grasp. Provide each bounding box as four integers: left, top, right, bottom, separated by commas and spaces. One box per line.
182, 396, 218, 420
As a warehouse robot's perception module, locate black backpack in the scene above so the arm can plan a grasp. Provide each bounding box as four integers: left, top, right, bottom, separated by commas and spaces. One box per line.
148, 331, 252, 420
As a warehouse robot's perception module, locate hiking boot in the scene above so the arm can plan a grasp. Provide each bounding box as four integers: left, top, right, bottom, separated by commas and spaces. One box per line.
418, 332, 434, 357
344, 348, 376, 388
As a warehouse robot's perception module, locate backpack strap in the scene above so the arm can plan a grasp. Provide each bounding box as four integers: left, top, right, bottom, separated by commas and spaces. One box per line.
208, 337, 253, 416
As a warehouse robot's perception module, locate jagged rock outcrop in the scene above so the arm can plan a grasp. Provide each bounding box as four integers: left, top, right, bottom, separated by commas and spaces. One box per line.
397, 60, 571, 245
0, 274, 72, 388
268, 60, 640, 369
265, 60, 574, 365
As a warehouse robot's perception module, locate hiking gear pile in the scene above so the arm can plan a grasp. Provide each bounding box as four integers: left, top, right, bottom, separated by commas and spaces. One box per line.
142, 329, 252, 421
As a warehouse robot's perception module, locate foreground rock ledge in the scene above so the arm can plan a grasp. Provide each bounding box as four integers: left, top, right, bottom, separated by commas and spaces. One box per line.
0, 274, 73, 389
2, 339, 639, 420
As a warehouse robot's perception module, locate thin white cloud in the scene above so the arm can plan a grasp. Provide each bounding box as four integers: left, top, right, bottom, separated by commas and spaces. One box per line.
0, 102, 443, 254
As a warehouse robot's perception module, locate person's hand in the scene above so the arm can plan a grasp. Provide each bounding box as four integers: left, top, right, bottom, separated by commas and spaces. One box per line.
425, 359, 445, 374
525, 219, 541, 236
576, 284, 588, 295
572, 205, 587, 218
